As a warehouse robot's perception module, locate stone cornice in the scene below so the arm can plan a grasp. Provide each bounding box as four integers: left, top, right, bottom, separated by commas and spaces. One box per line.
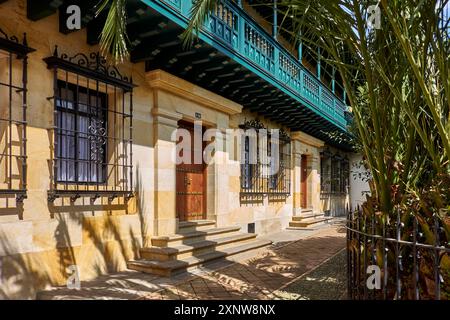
151, 108, 182, 122
291, 131, 325, 148
146, 70, 242, 116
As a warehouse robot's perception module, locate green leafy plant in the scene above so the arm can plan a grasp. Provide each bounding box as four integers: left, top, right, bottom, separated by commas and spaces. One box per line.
96, 0, 130, 64
183, 0, 449, 298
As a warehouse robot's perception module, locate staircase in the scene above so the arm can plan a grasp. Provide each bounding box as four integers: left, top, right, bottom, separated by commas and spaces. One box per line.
288, 208, 333, 230
127, 220, 271, 277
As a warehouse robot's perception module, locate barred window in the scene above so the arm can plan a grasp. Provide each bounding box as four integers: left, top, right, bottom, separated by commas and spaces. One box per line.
268, 139, 277, 190
44, 47, 134, 202
0, 30, 34, 203
327, 153, 349, 195
239, 120, 291, 201
320, 150, 332, 194
341, 158, 350, 193
55, 81, 107, 183
268, 135, 291, 194
331, 156, 341, 193
241, 136, 253, 190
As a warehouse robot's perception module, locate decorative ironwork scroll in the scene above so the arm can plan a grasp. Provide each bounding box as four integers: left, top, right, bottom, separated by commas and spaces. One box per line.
44, 47, 134, 202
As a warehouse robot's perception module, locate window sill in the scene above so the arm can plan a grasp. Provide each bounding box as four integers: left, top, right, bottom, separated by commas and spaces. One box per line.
0, 189, 27, 203
47, 189, 134, 202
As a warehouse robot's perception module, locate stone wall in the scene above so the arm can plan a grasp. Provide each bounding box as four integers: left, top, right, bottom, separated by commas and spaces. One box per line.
228, 110, 294, 234
0, 0, 355, 299
349, 153, 371, 209
0, 0, 153, 299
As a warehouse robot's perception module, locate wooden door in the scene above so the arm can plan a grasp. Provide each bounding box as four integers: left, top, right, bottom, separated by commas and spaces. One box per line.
176, 122, 206, 221
301, 155, 308, 208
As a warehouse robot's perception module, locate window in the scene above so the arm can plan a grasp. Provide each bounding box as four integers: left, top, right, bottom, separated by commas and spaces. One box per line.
268, 134, 291, 194
0, 29, 34, 203
239, 119, 291, 199
320, 151, 332, 194
326, 152, 349, 195
331, 156, 341, 193
241, 136, 253, 190
44, 47, 134, 202
268, 138, 277, 190
341, 158, 350, 193
55, 81, 107, 183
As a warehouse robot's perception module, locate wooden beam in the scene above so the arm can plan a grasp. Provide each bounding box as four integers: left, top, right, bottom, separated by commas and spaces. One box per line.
86, 9, 109, 45
130, 29, 182, 62
27, 0, 62, 21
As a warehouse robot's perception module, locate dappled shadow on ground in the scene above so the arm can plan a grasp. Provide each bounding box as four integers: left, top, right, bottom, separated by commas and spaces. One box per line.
36, 226, 346, 300
140, 230, 346, 300
0, 166, 150, 300
273, 249, 347, 300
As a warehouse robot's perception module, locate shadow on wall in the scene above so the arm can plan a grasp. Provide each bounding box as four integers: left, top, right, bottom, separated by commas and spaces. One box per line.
321, 194, 348, 217
0, 196, 24, 220
0, 166, 148, 299
0, 235, 51, 299
240, 194, 289, 206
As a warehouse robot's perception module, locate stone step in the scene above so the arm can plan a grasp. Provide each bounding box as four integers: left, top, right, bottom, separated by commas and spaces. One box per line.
128, 239, 272, 277
286, 226, 319, 231
151, 226, 241, 247
301, 208, 314, 214
289, 217, 333, 228
140, 233, 258, 261
178, 220, 216, 233
292, 213, 325, 221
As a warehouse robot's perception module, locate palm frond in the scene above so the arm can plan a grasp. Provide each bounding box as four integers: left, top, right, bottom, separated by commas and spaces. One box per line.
181, 0, 219, 48
96, 0, 129, 64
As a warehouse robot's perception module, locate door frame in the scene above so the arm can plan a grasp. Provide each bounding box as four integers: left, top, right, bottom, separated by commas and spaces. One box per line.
176, 120, 207, 221
300, 154, 308, 208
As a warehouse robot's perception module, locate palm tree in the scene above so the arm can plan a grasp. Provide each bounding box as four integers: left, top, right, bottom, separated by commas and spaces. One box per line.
184, 0, 450, 298
96, 0, 130, 63
95, 0, 218, 61
186, 0, 449, 207
96, 0, 449, 297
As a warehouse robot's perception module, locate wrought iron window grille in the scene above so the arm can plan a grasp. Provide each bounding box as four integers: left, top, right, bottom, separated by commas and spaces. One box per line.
321, 151, 349, 196
0, 29, 35, 204
320, 150, 332, 196
44, 46, 135, 203
239, 119, 291, 200
341, 157, 350, 194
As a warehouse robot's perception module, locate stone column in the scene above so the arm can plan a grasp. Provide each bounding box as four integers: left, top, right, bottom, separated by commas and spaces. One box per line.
152, 108, 182, 236
292, 139, 302, 216
309, 155, 321, 213
207, 124, 230, 228
291, 131, 325, 215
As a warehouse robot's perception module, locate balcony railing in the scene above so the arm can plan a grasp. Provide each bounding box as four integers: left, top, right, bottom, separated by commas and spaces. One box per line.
142, 0, 348, 130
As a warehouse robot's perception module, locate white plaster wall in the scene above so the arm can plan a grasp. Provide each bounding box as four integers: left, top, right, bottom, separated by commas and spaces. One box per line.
349, 153, 371, 209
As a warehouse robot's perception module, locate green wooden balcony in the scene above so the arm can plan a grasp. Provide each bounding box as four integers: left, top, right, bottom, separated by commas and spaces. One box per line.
23, 0, 352, 148
141, 0, 349, 131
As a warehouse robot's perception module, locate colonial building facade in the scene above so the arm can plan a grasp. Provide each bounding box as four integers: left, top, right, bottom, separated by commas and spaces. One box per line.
0, 0, 363, 299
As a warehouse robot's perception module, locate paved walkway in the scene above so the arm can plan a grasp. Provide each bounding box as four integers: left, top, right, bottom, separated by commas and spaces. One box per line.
277, 249, 347, 300
38, 221, 346, 300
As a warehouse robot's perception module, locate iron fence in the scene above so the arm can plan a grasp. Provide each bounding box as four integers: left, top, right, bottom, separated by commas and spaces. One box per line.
346, 206, 450, 300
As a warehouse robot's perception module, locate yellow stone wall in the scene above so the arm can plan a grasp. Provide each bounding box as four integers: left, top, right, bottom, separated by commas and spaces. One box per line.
146, 70, 242, 236
0, 0, 154, 299
290, 131, 324, 215
227, 110, 295, 233
0, 0, 353, 299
